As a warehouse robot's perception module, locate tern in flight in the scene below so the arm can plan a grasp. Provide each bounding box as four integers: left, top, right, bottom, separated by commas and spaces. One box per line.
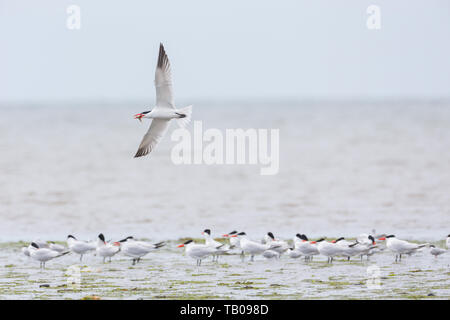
133, 43, 192, 157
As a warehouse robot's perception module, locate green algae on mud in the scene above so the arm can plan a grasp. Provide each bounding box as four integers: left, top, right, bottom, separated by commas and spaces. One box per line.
1, 240, 449, 300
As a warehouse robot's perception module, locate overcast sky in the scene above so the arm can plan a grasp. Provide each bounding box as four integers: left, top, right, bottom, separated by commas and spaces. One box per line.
1, 0, 450, 103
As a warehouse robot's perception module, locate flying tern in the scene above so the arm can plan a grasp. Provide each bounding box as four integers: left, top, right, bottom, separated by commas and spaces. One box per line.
133, 43, 192, 157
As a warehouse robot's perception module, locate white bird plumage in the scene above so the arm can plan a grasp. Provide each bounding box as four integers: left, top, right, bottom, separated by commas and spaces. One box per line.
134, 43, 192, 157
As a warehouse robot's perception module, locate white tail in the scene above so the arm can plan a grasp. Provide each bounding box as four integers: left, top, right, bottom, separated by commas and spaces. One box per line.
176, 105, 192, 128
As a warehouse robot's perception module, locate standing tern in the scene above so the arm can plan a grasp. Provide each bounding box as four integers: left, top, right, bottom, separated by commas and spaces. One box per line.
222, 231, 240, 249
295, 234, 319, 261
67, 235, 96, 262
202, 229, 229, 262
28, 242, 69, 269
333, 237, 359, 261
96, 233, 121, 263
349, 235, 378, 260
232, 232, 281, 262
177, 239, 224, 266
133, 43, 192, 157
378, 235, 428, 262
119, 236, 165, 265
316, 238, 344, 263
429, 245, 446, 258
264, 232, 289, 254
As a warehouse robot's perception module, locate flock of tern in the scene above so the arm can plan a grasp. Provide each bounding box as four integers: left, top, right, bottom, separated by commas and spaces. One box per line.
20, 230, 449, 269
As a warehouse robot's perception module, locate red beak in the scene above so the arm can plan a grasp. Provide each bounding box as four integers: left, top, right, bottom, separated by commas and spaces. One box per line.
222, 234, 229, 237
378, 237, 386, 241
230, 235, 237, 238
310, 241, 316, 244
113, 242, 120, 246
134, 113, 144, 122
331, 240, 336, 243
177, 244, 185, 248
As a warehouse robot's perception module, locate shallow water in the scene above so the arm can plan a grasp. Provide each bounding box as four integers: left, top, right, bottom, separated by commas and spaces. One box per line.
1, 101, 450, 299
0, 239, 448, 300
1, 101, 450, 242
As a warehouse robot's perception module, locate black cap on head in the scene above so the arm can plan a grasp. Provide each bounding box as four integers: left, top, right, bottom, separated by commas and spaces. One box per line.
447, 234, 450, 238
335, 237, 345, 242
368, 235, 375, 242
316, 238, 325, 242
267, 232, 275, 240
119, 236, 133, 242
98, 233, 105, 241
386, 235, 395, 238
203, 229, 211, 235
295, 233, 302, 239
31, 242, 39, 249
184, 240, 193, 245
142, 110, 151, 114
229, 231, 238, 235
237, 232, 246, 236
301, 234, 309, 241
429, 244, 435, 248
67, 235, 76, 240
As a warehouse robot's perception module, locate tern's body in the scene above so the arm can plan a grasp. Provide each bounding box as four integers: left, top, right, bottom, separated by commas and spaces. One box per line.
429, 245, 446, 258
263, 249, 281, 259
202, 229, 229, 262
235, 233, 281, 261
334, 237, 359, 260
119, 237, 165, 265
352, 235, 379, 260
28, 243, 69, 269
317, 239, 344, 263
133, 43, 192, 157
67, 235, 96, 261
295, 235, 320, 261
287, 248, 302, 259
264, 232, 289, 254
96, 234, 121, 263
178, 240, 224, 266
223, 231, 241, 249
379, 235, 428, 262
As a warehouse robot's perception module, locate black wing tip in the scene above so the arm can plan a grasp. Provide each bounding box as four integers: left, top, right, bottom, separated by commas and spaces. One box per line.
134, 146, 151, 158
157, 43, 169, 69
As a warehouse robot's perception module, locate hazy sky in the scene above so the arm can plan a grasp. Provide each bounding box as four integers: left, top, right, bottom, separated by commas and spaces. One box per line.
1, 0, 450, 102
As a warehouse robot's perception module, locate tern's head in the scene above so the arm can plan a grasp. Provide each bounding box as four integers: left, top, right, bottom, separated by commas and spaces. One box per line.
379, 235, 395, 240
266, 232, 275, 240
332, 237, 345, 243
177, 240, 193, 248
98, 233, 106, 243
222, 230, 237, 237
202, 229, 211, 236
134, 110, 151, 122
119, 236, 134, 243
368, 235, 376, 245
31, 242, 39, 249
67, 235, 76, 240
231, 232, 246, 238
311, 238, 325, 244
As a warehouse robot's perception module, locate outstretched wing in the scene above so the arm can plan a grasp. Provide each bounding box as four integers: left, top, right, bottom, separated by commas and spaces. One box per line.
155, 43, 174, 108
134, 119, 170, 158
